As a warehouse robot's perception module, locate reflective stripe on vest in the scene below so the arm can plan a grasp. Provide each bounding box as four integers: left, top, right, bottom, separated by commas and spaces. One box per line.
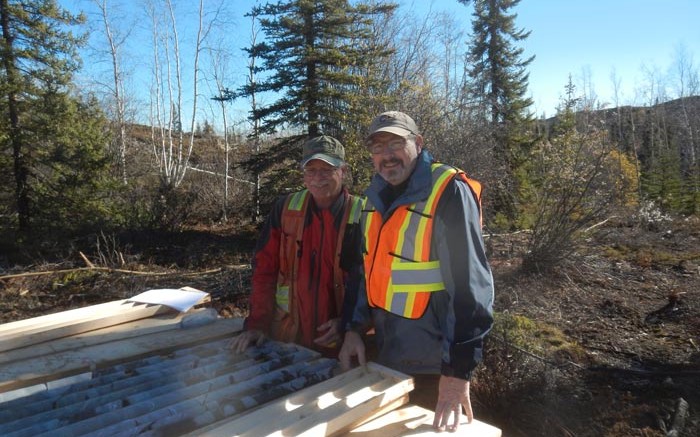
363, 163, 462, 318
276, 285, 290, 311
286, 190, 307, 212
347, 194, 363, 225
275, 190, 309, 311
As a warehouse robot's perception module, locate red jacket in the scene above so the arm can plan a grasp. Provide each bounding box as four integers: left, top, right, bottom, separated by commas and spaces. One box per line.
245, 189, 362, 353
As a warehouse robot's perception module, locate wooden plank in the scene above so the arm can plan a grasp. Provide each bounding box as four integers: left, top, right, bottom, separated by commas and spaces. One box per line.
0, 311, 194, 366
0, 288, 210, 352
239, 372, 388, 436
0, 300, 131, 334
333, 395, 409, 436
0, 317, 244, 393
200, 362, 413, 437
0, 301, 176, 352
345, 404, 502, 437
281, 372, 412, 436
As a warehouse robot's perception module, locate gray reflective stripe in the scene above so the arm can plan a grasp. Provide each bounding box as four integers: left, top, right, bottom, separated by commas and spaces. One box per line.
390, 261, 445, 291
396, 164, 455, 261
397, 204, 426, 259
390, 292, 409, 315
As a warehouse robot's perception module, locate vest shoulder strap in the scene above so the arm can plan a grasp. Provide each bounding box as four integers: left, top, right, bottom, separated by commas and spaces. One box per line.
431, 162, 483, 227
281, 190, 309, 242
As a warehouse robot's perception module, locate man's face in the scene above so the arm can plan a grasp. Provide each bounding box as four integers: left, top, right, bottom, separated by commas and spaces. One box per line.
302, 159, 344, 207
367, 132, 422, 186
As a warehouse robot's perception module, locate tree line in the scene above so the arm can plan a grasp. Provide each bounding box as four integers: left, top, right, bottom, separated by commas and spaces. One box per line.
1, 0, 698, 271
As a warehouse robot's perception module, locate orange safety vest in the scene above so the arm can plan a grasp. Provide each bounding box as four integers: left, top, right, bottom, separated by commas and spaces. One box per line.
362, 163, 482, 319
271, 190, 363, 342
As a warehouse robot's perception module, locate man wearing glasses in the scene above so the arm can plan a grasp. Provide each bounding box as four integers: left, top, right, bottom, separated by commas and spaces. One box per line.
231, 136, 363, 357
340, 111, 494, 432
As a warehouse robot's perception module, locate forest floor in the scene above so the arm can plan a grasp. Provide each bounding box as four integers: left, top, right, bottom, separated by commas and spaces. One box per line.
0, 217, 698, 437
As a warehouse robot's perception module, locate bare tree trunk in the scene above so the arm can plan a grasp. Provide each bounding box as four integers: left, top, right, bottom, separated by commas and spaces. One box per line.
671, 45, 698, 171
147, 0, 212, 189
245, 10, 262, 221
210, 46, 232, 222
94, 0, 128, 185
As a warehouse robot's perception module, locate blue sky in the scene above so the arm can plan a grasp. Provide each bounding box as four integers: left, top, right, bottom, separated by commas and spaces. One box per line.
414, 0, 700, 116
63, 0, 700, 123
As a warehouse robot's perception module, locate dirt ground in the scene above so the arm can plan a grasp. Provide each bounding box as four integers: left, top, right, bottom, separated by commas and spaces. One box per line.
478, 217, 700, 437
0, 218, 698, 436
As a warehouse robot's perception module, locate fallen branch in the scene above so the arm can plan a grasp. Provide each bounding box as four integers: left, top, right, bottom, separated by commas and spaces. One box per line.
588, 366, 700, 377
0, 265, 250, 281
79, 251, 95, 268
584, 216, 616, 233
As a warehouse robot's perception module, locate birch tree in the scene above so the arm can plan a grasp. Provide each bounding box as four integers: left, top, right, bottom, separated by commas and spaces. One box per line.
92, 0, 130, 184
147, 0, 209, 189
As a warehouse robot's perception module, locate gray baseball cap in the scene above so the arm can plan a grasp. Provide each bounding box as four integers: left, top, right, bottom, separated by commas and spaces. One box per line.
301, 135, 345, 167
367, 111, 420, 138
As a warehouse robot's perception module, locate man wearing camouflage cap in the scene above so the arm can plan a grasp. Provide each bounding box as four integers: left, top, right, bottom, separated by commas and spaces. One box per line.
231, 135, 363, 357
340, 111, 494, 432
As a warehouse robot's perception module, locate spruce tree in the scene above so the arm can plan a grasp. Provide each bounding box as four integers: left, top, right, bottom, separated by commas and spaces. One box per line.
235, 0, 395, 208
462, 0, 534, 222
242, 0, 394, 137
0, 0, 111, 237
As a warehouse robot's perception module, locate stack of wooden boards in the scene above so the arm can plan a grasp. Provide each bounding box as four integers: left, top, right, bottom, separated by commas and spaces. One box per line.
0, 294, 501, 436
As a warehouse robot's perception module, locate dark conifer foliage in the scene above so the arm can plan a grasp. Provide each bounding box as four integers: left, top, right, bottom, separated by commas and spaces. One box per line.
462, 0, 535, 221
0, 0, 112, 237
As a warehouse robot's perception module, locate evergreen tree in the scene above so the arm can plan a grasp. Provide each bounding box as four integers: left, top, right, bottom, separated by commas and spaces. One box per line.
242, 0, 394, 137
0, 0, 111, 236
30, 88, 113, 234
235, 0, 395, 208
641, 143, 685, 212
462, 0, 534, 222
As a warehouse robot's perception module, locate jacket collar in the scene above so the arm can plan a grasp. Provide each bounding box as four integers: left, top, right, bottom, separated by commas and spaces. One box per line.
307, 187, 348, 217
365, 150, 434, 217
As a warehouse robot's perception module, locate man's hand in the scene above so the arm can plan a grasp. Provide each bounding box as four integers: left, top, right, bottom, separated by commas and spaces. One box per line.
313, 318, 341, 347
433, 375, 473, 432
338, 330, 366, 372
228, 329, 266, 354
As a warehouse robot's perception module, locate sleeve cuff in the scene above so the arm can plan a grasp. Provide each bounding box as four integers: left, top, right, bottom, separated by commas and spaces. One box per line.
441, 361, 472, 381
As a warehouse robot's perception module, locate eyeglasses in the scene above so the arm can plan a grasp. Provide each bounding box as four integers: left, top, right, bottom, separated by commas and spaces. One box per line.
302, 167, 337, 178
366, 138, 407, 155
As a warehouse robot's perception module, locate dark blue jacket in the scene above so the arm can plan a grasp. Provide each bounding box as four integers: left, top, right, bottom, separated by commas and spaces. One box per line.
346, 150, 494, 379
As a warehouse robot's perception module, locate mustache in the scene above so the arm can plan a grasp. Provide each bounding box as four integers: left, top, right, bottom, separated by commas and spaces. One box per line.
380, 158, 402, 167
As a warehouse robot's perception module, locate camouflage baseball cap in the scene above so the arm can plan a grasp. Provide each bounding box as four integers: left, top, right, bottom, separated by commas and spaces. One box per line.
367, 111, 420, 138
301, 135, 345, 167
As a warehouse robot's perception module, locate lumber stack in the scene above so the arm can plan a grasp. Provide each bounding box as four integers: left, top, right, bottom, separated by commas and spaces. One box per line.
0, 296, 416, 436
0, 299, 176, 353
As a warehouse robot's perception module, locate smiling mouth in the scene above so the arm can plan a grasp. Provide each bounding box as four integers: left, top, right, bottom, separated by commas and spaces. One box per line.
382, 160, 400, 169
